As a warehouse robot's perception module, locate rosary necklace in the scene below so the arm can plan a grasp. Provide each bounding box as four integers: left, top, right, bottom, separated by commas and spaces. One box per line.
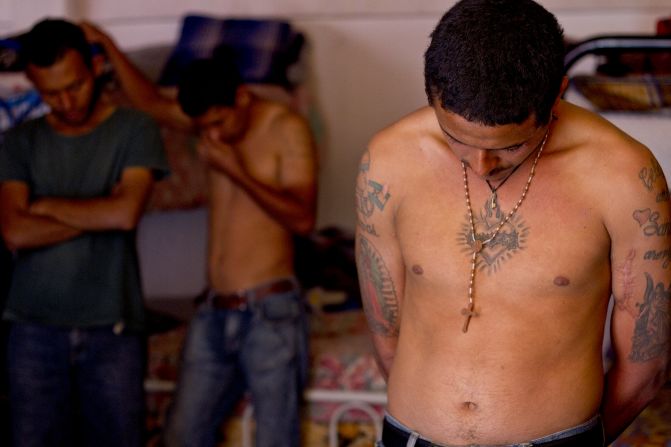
460, 126, 551, 333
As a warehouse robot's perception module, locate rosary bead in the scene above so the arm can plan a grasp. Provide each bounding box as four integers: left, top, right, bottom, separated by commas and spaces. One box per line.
460, 127, 551, 333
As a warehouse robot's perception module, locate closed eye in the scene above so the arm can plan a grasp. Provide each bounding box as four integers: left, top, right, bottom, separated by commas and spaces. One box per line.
504, 144, 524, 152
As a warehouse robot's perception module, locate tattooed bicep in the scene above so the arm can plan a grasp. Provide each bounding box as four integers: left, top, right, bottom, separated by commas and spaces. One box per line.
628, 272, 671, 363
638, 157, 670, 203
355, 148, 392, 237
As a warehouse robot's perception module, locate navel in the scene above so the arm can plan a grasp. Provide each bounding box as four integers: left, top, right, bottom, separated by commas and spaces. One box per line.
553, 276, 570, 287
461, 401, 478, 411
412, 264, 424, 275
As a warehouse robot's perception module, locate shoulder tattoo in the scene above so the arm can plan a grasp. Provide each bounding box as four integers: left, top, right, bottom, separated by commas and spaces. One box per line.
638, 157, 665, 192
356, 148, 391, 237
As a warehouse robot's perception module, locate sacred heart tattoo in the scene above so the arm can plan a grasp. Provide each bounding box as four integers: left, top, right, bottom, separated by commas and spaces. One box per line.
458, 200, 530, 275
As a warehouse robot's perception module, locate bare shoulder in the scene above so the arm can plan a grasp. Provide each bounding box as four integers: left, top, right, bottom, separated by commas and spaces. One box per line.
263, 99, 309, 134
369, 106, 435, 151
559, 101, 655, 169
558, 101, 668, 224
356, 106, 446, 232
260, 99, 314, 155
365, 106, 440, 173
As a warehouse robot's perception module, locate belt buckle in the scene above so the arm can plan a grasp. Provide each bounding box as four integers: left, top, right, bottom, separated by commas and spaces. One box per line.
227, 289, 251, 311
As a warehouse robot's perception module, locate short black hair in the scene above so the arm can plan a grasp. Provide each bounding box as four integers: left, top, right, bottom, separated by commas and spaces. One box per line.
177, 49, 244, 118
21, 18, 93, 69
424, 0, 565, 126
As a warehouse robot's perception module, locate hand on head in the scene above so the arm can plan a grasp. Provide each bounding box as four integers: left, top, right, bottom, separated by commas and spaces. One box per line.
78, 21, 112, 47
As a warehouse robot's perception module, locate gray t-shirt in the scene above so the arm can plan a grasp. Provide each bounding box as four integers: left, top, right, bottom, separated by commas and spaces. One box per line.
0, 107, 169, 331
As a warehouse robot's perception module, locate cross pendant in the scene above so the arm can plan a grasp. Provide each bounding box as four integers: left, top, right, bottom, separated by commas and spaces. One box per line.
461, 302, 478, 333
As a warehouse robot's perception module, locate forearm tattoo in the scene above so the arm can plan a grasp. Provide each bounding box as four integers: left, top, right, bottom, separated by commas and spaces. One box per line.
629, 272, 671, 363
356, 235, 400, 337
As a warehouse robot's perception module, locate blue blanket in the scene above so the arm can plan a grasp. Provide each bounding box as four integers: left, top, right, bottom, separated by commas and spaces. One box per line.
158, 15, 305, 88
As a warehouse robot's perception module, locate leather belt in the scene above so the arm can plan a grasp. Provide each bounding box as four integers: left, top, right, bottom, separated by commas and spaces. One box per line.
381, 416, 604, 447
195, 278, 298, 310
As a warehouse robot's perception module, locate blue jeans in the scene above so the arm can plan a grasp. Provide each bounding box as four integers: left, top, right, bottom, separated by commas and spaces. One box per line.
7, 321, 145, 447
163, 286, 308, 447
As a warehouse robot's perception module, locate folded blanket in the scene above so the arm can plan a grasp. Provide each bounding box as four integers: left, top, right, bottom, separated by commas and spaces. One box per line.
158, 15, 305, 88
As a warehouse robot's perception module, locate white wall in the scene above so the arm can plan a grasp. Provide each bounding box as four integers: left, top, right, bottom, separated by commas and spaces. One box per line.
1, 0, 668, 230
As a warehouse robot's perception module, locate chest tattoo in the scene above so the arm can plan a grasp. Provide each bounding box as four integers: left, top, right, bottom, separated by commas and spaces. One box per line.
458, 199, 530, 275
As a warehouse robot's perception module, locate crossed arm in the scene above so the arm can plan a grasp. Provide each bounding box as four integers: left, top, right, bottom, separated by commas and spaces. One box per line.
0, 167, 154, 251
602, 153, 671, 442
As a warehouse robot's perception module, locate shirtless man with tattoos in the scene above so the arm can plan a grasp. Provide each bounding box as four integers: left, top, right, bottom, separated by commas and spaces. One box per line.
355, 1, 670, 446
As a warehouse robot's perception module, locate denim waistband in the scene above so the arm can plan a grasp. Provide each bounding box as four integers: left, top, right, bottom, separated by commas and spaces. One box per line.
382, 412, 604, 447
195, 277, 300, 310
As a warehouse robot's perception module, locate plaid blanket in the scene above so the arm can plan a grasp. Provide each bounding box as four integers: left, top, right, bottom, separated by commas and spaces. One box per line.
158, 15, 305, 88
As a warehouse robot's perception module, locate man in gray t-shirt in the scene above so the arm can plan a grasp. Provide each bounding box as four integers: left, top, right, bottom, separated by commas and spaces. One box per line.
0, 19, 168, 447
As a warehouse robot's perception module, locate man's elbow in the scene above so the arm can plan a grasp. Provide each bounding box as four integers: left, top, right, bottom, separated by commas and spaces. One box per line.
292, 214, 316, 236
116, 212, 143, 231
649, 361, 670, 397
376, 351, 395, 382
625, 358, 669, 405
2, 231, 20, 252
289, 203, 316, 236
113, 203, 146, 231
1, 220, 26, 251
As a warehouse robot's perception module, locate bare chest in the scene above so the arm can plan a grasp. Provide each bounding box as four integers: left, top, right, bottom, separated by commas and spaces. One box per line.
396, 172, 611, 307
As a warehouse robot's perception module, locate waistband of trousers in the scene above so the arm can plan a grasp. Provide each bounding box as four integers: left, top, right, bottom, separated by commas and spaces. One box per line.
381, 412, 604, 447
194, 277, 299, 310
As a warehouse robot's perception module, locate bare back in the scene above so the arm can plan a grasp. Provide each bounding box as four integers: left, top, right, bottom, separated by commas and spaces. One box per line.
356, 101, 671, 444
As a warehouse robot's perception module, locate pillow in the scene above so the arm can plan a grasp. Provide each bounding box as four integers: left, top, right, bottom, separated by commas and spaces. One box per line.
158, 15, 305, 88
0, 36, 24, 72
0, 72, 48, 134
